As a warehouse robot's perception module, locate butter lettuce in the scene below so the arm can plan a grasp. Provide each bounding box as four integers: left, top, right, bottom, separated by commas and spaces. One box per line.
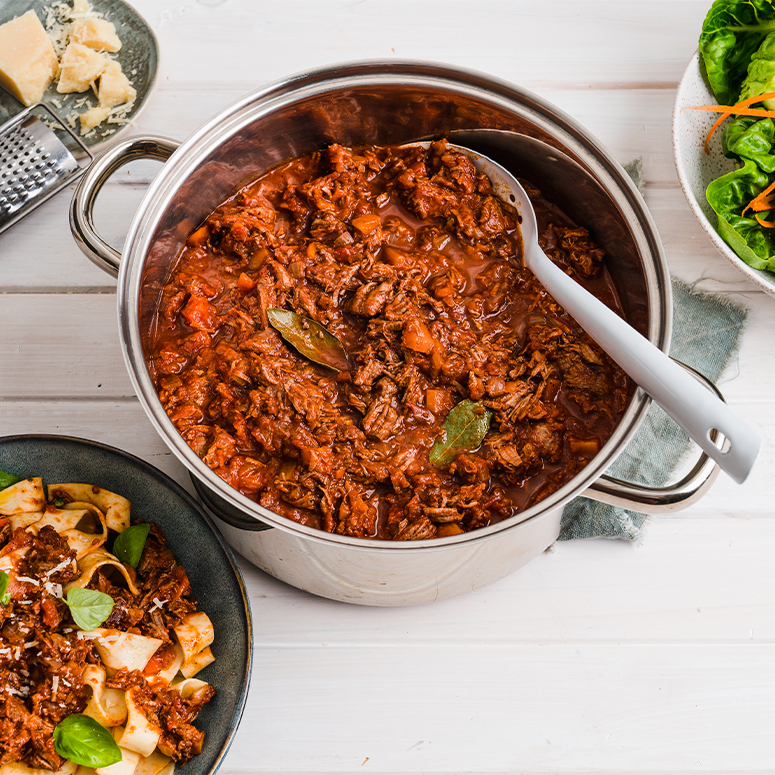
706, 158, 775, 270
699, 0, 775, 105
739, 30, 775, 107
722, 117, 775, 170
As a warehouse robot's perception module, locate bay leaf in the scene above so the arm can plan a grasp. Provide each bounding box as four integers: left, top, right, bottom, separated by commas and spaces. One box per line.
267, 308, 349, 371
429, 399, 492, 466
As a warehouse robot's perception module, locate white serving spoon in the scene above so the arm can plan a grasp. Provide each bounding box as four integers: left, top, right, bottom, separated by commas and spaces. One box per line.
406, 141, 760, 484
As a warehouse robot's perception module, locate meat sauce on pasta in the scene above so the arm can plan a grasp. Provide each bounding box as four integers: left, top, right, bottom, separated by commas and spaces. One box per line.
0, 477, 215, 773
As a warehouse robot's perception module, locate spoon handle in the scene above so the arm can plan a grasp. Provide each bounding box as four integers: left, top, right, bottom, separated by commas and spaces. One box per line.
528, 252, 760, 484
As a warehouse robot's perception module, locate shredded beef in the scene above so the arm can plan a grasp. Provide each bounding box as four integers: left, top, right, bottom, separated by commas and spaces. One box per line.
148, 140, 631, 539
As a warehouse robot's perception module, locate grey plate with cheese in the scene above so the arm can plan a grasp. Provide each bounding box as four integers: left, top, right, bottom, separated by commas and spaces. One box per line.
0, 0, 158, 149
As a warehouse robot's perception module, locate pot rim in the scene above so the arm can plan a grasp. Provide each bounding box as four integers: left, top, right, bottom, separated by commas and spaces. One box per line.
118, 58, 672, 551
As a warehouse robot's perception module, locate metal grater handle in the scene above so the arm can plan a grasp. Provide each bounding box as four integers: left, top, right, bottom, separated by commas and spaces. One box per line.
70, 135, 178, 277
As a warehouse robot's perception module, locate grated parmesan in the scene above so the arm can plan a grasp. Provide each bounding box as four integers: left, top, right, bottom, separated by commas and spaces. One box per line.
45, 557, 74, 578
148, 596, 166, 613
44, 581, 64, 598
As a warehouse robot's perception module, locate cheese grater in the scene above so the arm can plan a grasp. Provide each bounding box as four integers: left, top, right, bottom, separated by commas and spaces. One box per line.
0, 102, 93, 235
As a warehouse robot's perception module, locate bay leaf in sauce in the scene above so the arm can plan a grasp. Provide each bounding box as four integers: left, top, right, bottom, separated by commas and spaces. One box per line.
267, 308, 349, 371
429, 399, 492, 466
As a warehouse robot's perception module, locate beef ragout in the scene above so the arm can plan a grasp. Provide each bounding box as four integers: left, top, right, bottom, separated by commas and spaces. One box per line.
148, 140, 631, 540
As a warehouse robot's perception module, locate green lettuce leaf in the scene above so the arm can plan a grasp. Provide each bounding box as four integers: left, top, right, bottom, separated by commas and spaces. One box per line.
739, 30, 775, 107
706, 158, 775, 270
699, 0, 775, 104
722, 117, 775, 170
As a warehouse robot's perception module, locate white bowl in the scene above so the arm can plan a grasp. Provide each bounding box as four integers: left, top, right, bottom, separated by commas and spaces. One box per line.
672, 51, 775, 296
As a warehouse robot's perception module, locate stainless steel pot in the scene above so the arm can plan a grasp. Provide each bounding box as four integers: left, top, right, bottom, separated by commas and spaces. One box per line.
71, 60, 721, 606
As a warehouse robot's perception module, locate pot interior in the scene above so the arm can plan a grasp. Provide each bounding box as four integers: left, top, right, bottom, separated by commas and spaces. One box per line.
127, 62, 670, 540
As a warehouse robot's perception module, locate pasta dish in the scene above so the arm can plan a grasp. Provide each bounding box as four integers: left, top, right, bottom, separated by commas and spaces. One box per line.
0, 475, 216, 774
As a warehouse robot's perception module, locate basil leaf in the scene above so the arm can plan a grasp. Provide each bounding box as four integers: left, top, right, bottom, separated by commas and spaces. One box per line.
112, 523, 151, 568
53, 714, 122, 768
0, 469, 22, 491
0, 571, 10, 606
64, 588, 115, 631
429, 399, 492, 466
267, 308, 349, 371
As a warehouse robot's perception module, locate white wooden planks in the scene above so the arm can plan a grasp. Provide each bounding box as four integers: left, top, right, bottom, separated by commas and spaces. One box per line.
1, 0, 773, 772
225, 642, 775, 774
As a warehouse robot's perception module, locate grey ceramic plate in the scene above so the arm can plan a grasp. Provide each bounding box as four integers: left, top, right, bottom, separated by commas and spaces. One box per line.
0, 434, 252, 775
0, 0, 158, 148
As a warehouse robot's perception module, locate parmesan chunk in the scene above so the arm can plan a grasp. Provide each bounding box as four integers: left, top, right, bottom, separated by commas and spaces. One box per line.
71, 18, 122, 53
57, 42, 108, 94
98, 61, 135, 108
79, 105, 110, 133
0, 11, 59, 106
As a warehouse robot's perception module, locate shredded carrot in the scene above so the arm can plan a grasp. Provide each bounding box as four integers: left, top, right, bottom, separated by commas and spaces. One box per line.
689, 105, 775, 117
704, 112, 730, 154
742, 179, 775, 228
684, 91, 775, 153
743, 179, 775, 215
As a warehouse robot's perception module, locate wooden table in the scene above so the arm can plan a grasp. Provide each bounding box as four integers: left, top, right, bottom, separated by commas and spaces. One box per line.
2, 1, 773, 772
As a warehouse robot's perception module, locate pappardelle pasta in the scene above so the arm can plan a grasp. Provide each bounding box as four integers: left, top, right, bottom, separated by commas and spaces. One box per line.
0, 476, 216, 774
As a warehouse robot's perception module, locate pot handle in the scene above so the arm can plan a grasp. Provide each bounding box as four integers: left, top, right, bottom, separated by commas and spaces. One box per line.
582, 360, 722, 514
70, 135, 180, 278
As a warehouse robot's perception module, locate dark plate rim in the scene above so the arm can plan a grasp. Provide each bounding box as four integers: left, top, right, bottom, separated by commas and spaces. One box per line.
0, 432, 253, 775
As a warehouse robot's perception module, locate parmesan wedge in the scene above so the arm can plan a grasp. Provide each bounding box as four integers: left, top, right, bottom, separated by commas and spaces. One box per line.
71, 17, 122, 53
0, 11, 59, 106
57, 42, 108, 94
79, 106, 111, 133
98, 61, 135, 108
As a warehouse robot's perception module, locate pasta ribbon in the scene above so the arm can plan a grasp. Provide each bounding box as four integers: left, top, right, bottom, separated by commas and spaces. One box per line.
8, 512, 44, 532
35, 506, 108, 560
81, 629, 163, 675
173, 612, 214, 672
82, 665, 128, 728
117, 691, 161, 758
0, 478, 47, 516
47, 484, 131, 533
133, 751, 174, 775
152, 643, 184, 686
0, 545, 29, 576
67, 549, 139, 596
169, 678, 210, 700
0, 761, 78, 775
179, 647, 215, 679
92, 727, 141, 775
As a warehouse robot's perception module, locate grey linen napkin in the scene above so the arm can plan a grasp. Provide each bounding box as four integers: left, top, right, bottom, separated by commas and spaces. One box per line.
559, 278, 748, 541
